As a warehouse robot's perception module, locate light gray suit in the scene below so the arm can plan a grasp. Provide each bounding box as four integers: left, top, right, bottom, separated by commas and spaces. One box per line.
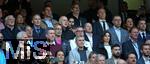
106, 58, 115, 64
69, 47, 91, 64
107, 27, 129, 46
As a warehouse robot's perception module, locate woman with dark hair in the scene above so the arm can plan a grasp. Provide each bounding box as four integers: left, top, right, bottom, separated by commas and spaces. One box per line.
54, 50, 65, 64
93, 31, 112, 59
123, 18, 134, 32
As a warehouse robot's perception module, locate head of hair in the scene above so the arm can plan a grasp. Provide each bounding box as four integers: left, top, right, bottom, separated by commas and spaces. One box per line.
58, 16, 68, 25
117, 59, 127, 64
43, 5, 52, 11
4, 15, 15, 25
137, 19, 146, 26
141, 43, 150, 50
84, 22, 91, 28
54, 23, 62, 28
45, 27, 54, 35
16, 31, 27, 39
101, 31, 111, 44
55, 50, 64, 57
96, 54, 106, 60
97, 8, 106, 14
32, 14, 41, 20
44, 0, 52, 6
111, 44, 120, 50
88, 52, 97, 59
71, 1, 79, 9
75, 36, 84, 43
145, 40, 150, 44
126, 52, 136, 60
128, 27, 138, 33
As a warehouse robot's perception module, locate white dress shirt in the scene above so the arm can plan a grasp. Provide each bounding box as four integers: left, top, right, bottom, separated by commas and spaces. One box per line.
104, 45, 112, 59
114, 26, 121, 42
143, 56, 150, 64
99, 19, 109, 30
69, 37, 92, 51
139, 31, 146, 38
85, 33, 93, 47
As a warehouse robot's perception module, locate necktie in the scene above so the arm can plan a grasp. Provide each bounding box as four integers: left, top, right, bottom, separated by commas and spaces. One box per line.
142, 32, 146, 40
102, 21, 106, 31
37, 29, 40, 34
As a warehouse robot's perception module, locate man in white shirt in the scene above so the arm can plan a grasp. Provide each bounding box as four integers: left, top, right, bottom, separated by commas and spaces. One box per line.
69, 27, 92, 51
137, 43, 150, 64
108, 15, 129, 46
137, 19, 148, 43
84, 23, 93, 47
93, 8, 111, 43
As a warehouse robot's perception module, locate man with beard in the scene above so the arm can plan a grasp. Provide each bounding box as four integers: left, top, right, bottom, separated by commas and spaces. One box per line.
106, 44, 121, 64
137, 43, 150, 64
126, 52, 137, 64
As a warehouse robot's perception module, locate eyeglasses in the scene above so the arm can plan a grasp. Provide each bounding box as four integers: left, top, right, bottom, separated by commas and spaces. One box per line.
76, 30, 83, 32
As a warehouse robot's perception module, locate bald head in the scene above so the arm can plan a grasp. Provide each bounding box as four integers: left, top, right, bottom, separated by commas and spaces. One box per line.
59, 16, 68, 27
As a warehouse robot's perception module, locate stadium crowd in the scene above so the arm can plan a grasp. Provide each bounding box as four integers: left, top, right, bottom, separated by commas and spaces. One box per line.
0, 0, 150, 64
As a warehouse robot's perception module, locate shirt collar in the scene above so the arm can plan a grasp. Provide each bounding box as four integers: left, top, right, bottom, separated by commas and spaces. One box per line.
99, 19, 106, 22
113, 26, 121, 30
46, 41, 56, 45
139, 31, 146, 34
129, 37, 138, 43
143, 56, 149, 61
34, 25, 40, 29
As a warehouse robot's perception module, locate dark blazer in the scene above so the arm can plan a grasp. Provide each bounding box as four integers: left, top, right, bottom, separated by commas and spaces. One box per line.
1, 26, 19, 39
84, 32, 95, 44
93, 20, 112, 43
122, 39, 142, 60
32, 27, 45, 39
137, 56, 145, 64
138, 32, 150, 45
62, 40, 71, 64
66, 12, 87, 27
93, 42, 109, 59
62, 27, 75, 41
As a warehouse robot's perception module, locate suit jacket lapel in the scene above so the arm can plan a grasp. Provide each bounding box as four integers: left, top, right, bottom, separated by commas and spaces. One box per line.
120, 28, 125, 44
84, 33, 90, 41
129, 39, 139, 58
98, 21, 103, 32
112, 28, 119, 43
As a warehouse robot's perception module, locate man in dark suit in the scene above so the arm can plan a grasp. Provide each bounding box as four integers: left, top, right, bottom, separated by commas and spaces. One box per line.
93, 8, 112, 43
1, 15, 19, 39
137, 19, 150, 45
120, 1, 129, 22
106, 44, 121, 64
137, 43, 150, 64
107, 15, 129, 46
32, 14, 45, 39
122, 27, 141, 60
66, 3, 87, 28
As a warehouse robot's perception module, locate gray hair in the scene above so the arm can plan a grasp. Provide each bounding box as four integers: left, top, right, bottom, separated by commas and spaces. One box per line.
17, 31, 27, 39
5, 15, 15, 25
